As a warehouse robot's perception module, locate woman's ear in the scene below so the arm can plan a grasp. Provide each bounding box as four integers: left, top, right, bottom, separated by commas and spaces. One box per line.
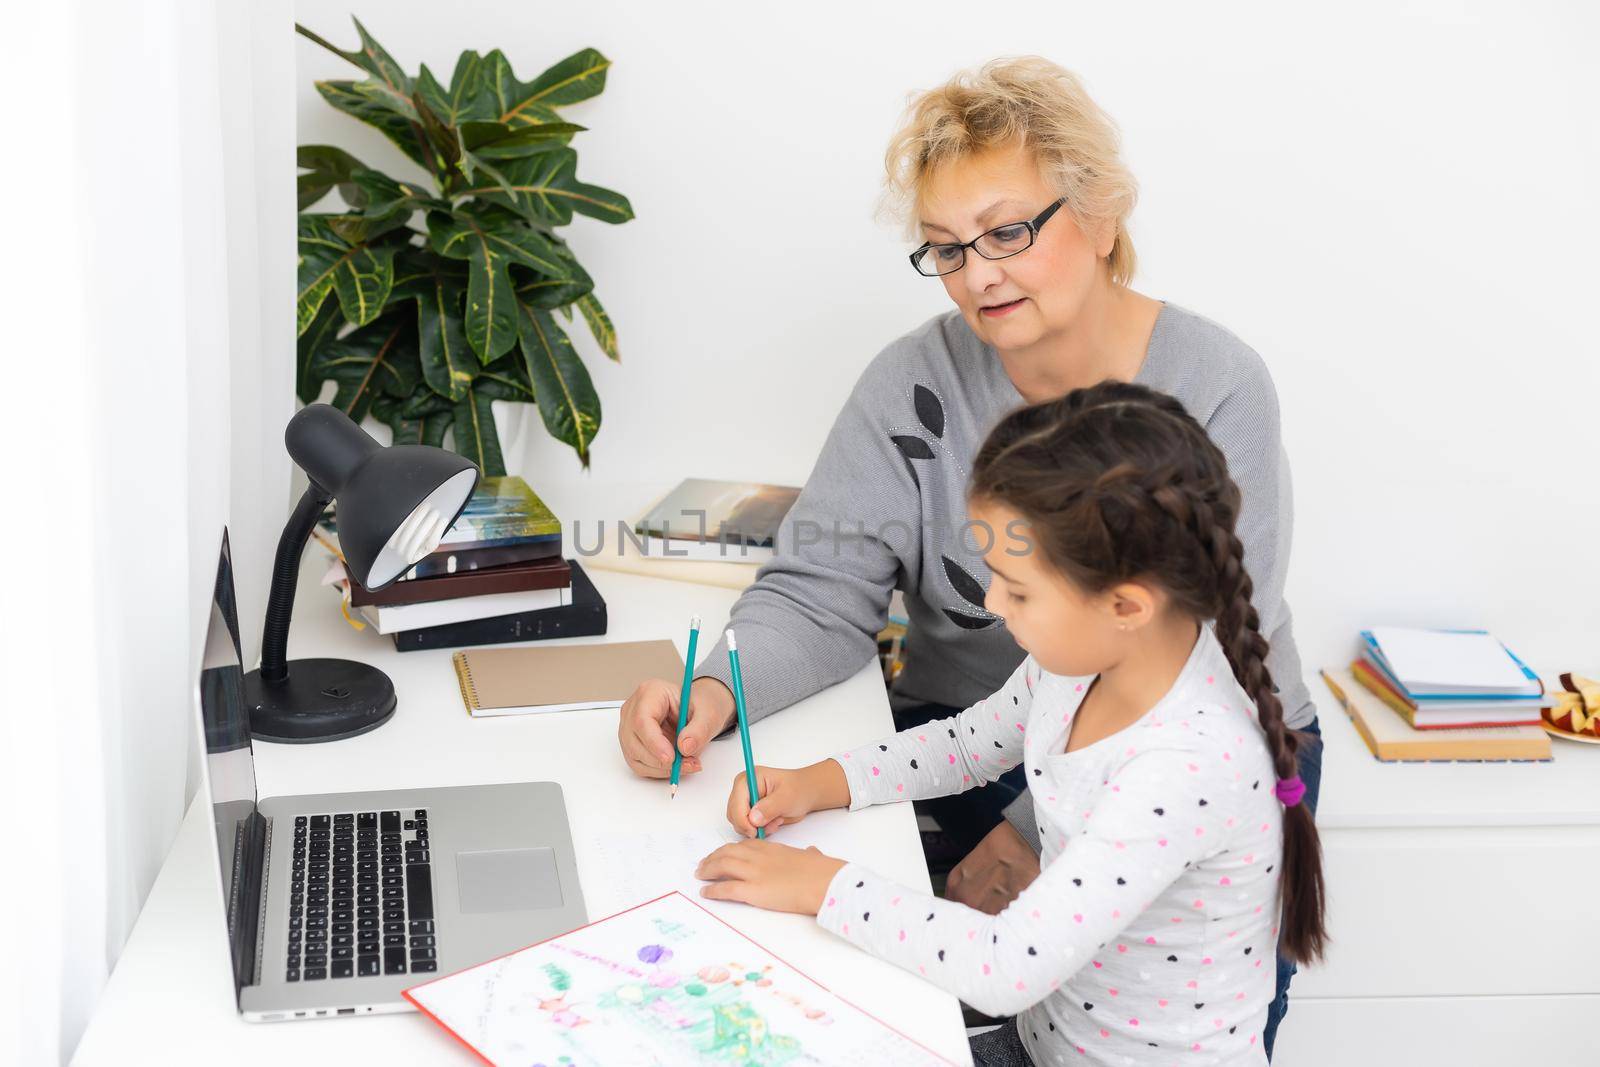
1094, 218, 1118, 261
1106, 582, 1157, 632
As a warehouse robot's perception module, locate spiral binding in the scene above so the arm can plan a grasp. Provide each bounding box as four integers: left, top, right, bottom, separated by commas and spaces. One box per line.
453, 651, 480, 713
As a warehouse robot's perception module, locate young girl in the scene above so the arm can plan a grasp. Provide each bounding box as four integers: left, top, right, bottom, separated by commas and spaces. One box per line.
695, 382, 1326, 1065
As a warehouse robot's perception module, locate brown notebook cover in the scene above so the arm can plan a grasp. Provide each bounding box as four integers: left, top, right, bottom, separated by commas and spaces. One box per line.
1321, 667, 1552, 762
453, 640, 684, 717
351, 556, 572, 608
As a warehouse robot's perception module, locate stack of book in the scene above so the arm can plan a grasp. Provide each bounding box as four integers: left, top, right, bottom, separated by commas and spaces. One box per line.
315, 476, 607, 652
634, 478, 800, 564
1321, 627, 1552, 761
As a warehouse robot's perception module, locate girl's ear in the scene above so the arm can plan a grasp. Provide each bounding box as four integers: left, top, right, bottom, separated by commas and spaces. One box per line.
1107, 582, 1157, 632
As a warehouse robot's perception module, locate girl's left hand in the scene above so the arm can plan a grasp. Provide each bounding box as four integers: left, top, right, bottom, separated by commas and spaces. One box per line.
696, 839, 847, 915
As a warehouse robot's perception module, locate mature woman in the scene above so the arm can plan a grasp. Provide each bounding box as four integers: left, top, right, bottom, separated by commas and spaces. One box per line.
617, 57, 1323, 1056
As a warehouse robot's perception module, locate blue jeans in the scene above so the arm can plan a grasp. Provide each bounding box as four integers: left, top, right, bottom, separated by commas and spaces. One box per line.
1262, 718, 1323, 1059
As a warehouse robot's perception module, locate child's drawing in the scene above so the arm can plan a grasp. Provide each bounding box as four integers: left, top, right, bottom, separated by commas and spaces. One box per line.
405, 892, 951, 1067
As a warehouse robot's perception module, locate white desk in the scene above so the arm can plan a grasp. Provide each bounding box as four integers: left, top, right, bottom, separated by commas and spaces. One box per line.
1272, 678, 1599, 1066
74, 558, 971, 1065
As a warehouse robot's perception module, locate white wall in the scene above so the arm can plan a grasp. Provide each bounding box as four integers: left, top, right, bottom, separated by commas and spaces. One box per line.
293, 0, 1600, 676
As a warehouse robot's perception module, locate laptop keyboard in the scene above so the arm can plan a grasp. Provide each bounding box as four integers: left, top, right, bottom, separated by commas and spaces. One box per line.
285, 809, 437, 982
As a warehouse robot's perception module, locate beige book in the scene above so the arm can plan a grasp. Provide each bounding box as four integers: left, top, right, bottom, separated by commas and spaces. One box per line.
1321, 668, 1552, 762
453, 640, 684, 717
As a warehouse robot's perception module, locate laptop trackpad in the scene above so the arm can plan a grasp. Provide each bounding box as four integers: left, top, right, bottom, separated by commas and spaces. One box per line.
456, 848, 564, 913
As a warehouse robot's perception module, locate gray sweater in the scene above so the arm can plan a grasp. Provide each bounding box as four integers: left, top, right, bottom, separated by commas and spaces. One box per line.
696, 304, 1313, 837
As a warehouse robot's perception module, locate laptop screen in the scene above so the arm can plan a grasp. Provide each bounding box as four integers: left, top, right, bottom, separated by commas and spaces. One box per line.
198, 529, 263, 997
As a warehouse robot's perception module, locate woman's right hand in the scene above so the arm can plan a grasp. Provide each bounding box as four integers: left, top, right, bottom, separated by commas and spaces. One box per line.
617, 676, 735, 779
727, 760, 850, 837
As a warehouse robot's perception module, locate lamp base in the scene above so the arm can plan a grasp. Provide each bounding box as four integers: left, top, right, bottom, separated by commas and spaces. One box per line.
244, 658, 397, 744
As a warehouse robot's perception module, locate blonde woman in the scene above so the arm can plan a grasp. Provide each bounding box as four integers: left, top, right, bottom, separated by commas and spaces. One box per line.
618, 57, 1322, 1058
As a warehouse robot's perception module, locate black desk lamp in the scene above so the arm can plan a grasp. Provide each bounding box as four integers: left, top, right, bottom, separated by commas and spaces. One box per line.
245, 404, 479, 743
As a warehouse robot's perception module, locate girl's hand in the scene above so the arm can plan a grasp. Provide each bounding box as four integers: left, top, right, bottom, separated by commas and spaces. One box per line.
727, 760, 850, 837
696, 839, 847, 914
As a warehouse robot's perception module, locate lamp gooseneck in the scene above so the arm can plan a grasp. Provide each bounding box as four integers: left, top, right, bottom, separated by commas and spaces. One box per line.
257, 483, 333, 685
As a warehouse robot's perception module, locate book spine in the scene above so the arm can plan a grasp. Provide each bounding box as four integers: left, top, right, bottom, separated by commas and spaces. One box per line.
392, 600, 607, 652
1321, 670, 1386, 760
350, 559, 572, 607
1351, 660, 1419, 723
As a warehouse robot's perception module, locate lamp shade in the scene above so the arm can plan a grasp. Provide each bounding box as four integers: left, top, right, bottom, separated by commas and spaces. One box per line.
285, 405, 479, 590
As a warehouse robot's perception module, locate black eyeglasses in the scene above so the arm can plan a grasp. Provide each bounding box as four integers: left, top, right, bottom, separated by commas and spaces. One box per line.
908, 199, 1067, 277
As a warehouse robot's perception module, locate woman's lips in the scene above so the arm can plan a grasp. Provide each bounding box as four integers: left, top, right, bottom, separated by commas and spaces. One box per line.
980, 298, 1026, 318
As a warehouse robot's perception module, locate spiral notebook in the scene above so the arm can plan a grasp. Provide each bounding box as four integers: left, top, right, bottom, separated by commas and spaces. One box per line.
453, 640, 684, 717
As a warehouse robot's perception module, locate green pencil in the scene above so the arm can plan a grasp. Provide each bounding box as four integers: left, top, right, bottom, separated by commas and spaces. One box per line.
725, 628, 764, 839
669, 615, 701, 798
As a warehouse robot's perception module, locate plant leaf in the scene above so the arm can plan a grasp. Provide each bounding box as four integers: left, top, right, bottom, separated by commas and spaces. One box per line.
515, 253, 593, 310
400, 389, 454, 419
416, 57, 494, 126
452, 387, 505, 476
411, 90, 463, 177
460, 148, 633, 226
428, 207, 567, 361
315, 80, 429, 169
297, 145, 370, 210
295, 20, 411, 95
477, 48, 608, 129
349, 169, 443, 218
297, 215, 396, 331
577, 293, 619, 361
459, 121, 582, 162
475, 352, 536, 401
403, 262, 476, 401
344, 17, 412, 95
325, 211, 412, 246
310, 315, 415, 422
296, 298, 344, 403
390, 408, 454, 448
330, 244, 395, 327
521, 48, 611, 108
517, 304, 600, 466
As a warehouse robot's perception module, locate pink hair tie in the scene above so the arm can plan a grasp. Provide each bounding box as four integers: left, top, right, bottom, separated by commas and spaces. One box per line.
1274, 776, 1306, 807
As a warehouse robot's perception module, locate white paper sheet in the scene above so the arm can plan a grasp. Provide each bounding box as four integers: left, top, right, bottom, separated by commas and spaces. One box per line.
589, 810, 875, 919
406, 892, 952, 1066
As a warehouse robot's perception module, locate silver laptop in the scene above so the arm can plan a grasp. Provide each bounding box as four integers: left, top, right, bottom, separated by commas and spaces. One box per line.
195, 529, 587, 1022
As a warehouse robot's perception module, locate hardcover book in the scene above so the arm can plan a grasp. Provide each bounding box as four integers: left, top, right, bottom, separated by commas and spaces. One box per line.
390, 560, 607, 652
319, 476, 565, 580
346, 556, 571, 608
635, 478, 800, 552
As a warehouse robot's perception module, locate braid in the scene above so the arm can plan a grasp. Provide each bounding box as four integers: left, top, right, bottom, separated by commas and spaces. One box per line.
1158, 482, 1327, 964
972, 380, 1328, 965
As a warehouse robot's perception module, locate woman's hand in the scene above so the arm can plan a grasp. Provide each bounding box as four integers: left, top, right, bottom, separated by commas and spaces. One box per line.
727, 759, 851, 837
696, 839, 847, 914
617, 677, 735, 779
944, 820, 1042, 914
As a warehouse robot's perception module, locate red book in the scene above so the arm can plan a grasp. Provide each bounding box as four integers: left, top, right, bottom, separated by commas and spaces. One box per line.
349, 556, 571, 608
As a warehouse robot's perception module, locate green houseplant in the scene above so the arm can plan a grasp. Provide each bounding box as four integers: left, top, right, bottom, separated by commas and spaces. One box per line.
296, 18, 632, 472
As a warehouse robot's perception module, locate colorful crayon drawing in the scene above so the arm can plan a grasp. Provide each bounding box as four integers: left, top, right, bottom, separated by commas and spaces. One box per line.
405, 892, 952, 1067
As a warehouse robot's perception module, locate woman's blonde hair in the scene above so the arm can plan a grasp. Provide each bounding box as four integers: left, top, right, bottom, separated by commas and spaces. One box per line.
884, 57, 1139, 285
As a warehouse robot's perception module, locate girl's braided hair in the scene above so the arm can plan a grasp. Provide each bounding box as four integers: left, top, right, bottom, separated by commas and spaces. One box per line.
971, 380, 1326, 963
